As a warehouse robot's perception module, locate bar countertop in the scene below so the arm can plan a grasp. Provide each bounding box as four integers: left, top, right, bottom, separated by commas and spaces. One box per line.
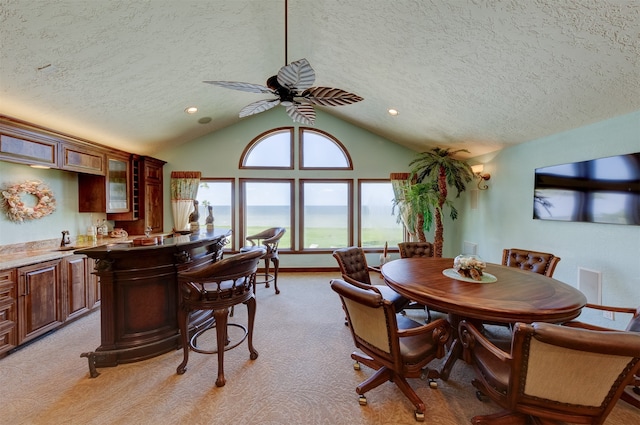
0, 229, 231, 270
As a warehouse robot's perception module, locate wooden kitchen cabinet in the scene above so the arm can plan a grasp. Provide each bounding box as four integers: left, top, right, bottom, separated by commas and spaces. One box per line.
17, 260, 63, 345
0, 269, 17, 357
87, 257, 100, 309
61, 255, 90, 321
78, 151, 132, 213
59, 141, 106, 175
114, 156, 166, 234
0, 133, 58, 168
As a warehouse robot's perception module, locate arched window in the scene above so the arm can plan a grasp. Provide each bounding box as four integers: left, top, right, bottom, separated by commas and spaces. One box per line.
240, 127, 294, 169
299, 128, 352, 169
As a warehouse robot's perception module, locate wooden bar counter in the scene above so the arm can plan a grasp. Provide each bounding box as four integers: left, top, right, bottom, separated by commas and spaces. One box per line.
78, 229, 231, 374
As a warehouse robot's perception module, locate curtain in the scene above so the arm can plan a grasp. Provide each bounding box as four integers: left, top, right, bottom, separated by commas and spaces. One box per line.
170, 171, 201, 232
390, 172, 417, 241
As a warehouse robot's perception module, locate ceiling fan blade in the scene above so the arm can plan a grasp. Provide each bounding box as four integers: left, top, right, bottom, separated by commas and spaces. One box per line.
204, 80, 273, 94
285, 103, 315, 125
277, 58, 315, 91
302, 87, 364, 107
239, 99, 281, 118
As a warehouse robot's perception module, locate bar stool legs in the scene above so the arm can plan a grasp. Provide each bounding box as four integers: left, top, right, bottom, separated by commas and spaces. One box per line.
176, 298, 259, 387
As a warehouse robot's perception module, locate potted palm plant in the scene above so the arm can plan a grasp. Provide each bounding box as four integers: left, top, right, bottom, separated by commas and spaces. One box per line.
394, 148, 474, 257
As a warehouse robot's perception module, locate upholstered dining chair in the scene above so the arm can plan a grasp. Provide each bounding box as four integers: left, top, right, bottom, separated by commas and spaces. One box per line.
398, 241, 434, 258
176, 248, 265, 387
330, 278, 451, 422
458, 320, 640, 425
240, 227, 285, 294
332, 246, 409, 313
501, 248, 560, 277
397, 242, 441, 322
563, 303, 640, 409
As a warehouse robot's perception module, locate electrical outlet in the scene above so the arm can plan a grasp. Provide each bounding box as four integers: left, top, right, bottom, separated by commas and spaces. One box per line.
603, 310, 615, 320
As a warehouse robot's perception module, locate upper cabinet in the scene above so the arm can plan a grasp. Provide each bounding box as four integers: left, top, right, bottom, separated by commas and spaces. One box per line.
106, 154, 130, 213
0, 116, 106, 174
0, 134, 58, 168
78, 152, 132, 214
59, 141, 105, 175
113, 156, 166, 233
0, 116, 165, 220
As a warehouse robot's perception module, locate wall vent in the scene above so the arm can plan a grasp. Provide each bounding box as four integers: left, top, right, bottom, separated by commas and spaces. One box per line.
462, 241, 478, 255
577, 267, 601, 304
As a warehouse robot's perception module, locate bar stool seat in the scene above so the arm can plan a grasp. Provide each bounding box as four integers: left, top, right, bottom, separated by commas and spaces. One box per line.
176, 248, 265, 387
240, 227, 285, 295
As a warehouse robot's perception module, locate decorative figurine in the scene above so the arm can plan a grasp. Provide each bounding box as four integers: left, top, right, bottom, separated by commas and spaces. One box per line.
206, 205, 214, 232
189, 200, 200, 232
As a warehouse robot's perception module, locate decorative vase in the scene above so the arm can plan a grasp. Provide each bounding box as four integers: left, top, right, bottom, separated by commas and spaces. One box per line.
189, 200, 200, 232
206, 205, 214, 232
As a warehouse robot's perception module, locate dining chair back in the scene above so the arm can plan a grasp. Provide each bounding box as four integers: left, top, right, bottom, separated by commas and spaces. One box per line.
398, 241, 434, 258
501, 248, 560, 277
332, 246, 408, 312
330, 278, 450, 422
459, 320, 640, 425
564, 303, 640, 409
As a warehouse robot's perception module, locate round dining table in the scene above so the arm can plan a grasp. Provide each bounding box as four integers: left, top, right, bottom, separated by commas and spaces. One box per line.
381, 257, 587, 379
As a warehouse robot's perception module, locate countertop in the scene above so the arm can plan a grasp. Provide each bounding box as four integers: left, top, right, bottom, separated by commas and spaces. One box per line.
0, 229, 231, 270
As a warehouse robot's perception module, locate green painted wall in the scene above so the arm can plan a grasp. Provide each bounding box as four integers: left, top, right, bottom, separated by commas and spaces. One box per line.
457, 111, 640, 329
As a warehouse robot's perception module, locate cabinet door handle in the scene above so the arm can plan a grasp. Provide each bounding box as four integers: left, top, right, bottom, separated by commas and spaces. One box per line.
23, 280, 30, 296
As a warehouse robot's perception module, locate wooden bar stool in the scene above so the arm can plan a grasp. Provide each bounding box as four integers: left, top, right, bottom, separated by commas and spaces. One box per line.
176, 248, 265, 387
240, 227, 285, 295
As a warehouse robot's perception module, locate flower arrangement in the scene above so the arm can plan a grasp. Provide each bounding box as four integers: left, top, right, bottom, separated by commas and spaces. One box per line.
1, 180, 56, 223
453, 254, 486, 281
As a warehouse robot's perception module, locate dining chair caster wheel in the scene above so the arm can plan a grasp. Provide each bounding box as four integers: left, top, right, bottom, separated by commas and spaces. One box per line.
414, 410, 425, 422
353, 361, 360, 371
475, 390, 489, 402
358, 394, 367, 406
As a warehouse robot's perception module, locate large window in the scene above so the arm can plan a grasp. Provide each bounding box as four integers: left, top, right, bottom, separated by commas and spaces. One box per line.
196, 179, 234, 250
301, 180, 352, 249
359, 180, 404, 248
240, 179, 293, 249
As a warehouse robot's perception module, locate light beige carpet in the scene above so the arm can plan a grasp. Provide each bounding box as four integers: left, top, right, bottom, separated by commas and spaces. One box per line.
1, 273, 638, 425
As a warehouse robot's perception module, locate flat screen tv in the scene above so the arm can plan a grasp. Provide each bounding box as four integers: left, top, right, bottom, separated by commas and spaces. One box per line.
533, 152, 640, 226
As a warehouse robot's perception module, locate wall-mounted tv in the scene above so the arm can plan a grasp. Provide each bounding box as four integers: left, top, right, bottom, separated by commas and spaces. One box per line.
533, 152, 640, 226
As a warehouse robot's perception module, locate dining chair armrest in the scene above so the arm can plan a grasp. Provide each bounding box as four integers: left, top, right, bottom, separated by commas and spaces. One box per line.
563, 321, 616, 332
459, 320, 512, 363
584, 303, 637, 315
398, 318, 451, 357
398, 317, 451, 339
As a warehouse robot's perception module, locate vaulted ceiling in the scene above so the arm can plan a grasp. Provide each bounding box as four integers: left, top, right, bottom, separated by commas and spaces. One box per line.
1, 1, 638, 159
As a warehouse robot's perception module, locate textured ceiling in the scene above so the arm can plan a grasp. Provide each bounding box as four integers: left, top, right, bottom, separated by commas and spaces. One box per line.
1, 0, 639, 158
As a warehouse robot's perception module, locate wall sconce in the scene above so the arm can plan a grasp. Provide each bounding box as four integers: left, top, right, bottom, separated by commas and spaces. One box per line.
471, 164, 491, 190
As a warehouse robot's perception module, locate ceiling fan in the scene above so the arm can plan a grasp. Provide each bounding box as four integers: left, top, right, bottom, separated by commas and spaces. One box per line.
204, 1, 363, 125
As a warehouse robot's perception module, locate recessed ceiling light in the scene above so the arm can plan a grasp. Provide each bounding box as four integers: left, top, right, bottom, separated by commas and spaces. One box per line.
388, 108, 399, 116
198, 117, 212, 124
185, 107, 198, 114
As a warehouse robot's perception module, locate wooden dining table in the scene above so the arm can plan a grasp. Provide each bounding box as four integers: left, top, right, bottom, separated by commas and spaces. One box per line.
381, 257, 587, 380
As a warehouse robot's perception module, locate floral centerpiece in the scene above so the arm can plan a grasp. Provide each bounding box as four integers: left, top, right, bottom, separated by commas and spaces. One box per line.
453, 254, 486, 281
